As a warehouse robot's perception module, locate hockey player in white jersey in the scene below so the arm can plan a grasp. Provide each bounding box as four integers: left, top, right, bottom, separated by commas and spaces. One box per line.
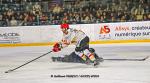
52, 23, 99, 66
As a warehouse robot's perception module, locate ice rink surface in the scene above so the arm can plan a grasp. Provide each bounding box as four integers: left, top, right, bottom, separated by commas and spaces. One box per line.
0, 43, 150, 83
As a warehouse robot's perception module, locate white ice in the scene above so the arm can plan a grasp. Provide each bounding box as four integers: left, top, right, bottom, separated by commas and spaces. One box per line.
0, 43, 150, 83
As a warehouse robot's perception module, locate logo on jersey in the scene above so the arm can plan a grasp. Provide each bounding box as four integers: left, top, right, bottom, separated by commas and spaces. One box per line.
99, 25, 111, 39
62, 39, 70, 45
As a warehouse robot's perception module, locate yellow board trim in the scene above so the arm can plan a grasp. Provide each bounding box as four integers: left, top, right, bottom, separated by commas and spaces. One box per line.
0, 42, 54, 47
0, 40, 150, 47
90, 40, 150, 44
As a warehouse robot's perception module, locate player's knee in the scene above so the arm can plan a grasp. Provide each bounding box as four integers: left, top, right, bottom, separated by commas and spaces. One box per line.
89, 48, 95, 53
83, 49, 91, 56
75, 47, 82, 52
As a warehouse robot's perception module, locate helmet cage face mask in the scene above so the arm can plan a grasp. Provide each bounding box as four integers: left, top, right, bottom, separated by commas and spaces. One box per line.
61, 28, 68, 34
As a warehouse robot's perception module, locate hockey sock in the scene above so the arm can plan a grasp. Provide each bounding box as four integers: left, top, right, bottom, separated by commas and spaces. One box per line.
88, 53, 96, 62
84, 49, 96, 62
79, 53, 87, 61
75, 51, 87, 61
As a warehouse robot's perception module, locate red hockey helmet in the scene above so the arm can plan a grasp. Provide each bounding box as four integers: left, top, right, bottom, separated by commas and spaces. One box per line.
60, 23, 69, 29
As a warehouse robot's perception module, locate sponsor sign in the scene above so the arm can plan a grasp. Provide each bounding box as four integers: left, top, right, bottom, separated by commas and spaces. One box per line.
0, 28, 21, 43
95, 21, 150, 40
99, 25, 111, 39
0, 21, 149, 44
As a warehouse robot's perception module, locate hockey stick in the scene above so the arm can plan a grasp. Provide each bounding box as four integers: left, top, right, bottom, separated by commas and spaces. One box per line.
103, 56, 149, 61
5, 51, 53, 73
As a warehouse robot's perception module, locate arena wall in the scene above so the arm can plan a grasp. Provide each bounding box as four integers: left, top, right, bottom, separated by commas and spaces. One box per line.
0, 21, 150, 47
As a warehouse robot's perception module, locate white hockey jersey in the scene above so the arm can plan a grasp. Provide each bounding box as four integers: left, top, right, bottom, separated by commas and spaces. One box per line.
61, 28, 87, 48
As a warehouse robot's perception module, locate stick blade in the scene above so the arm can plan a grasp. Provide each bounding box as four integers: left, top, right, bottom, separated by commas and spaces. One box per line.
5, 70, 13, 73
104, 56, 149, 61
142, 56, 149, 61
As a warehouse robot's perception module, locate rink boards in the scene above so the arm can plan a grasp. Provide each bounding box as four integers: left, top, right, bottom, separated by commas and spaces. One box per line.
0, 21, 150, 47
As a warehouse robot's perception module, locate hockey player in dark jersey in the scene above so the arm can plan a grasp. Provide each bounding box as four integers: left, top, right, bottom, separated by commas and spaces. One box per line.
52, 23, 103, 66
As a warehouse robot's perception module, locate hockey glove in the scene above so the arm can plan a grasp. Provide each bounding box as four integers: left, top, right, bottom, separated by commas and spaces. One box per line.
52, 43, 62, 52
